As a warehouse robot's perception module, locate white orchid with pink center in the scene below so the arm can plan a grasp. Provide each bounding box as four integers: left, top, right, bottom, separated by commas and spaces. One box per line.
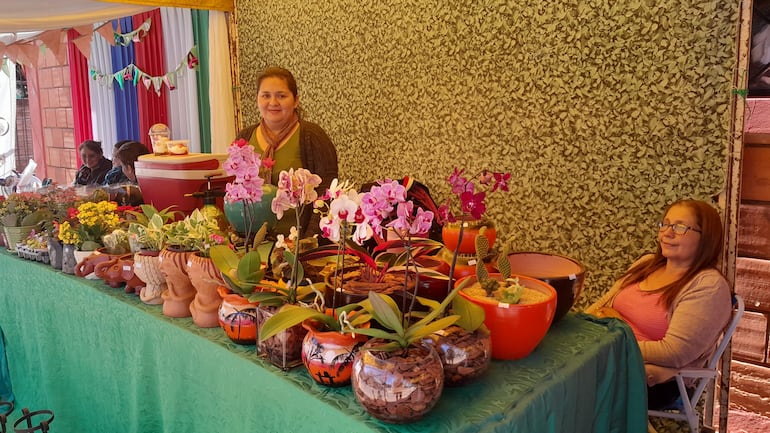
316, 179, 372, 244
271, 168, 322, 220
223, 138, 266, 204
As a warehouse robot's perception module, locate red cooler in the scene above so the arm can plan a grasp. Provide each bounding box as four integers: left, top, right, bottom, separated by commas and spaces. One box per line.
135, 153, 231, 217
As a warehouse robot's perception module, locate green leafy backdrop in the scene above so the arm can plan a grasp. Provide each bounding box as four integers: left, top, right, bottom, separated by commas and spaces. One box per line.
235, 0, 738, 309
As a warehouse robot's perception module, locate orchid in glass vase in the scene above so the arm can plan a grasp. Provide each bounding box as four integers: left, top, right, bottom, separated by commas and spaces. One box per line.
222, 138, 277, 249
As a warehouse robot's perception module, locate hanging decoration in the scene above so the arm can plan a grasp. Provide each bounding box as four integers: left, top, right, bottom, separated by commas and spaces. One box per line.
111, 17, 152, 47
88, 46, 199, 96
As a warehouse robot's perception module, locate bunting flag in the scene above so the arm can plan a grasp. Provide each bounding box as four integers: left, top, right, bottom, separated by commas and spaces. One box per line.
72, 34, 93, 60
88, 46, 198, 96
38, 30, 67, 65
96, 22, 117, 47
113, 17, 151, 46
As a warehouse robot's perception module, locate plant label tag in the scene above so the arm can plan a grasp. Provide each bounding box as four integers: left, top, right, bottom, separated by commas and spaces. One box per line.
569, 274, 577, 280
498, 302, 511, 308
187, 260, 192, 267
468, 259, 477, 266
123, 265, 132, 271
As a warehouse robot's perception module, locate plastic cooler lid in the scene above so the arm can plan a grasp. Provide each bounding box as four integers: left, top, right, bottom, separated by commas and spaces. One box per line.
135, 167, 229, 180
135, 153, 228, 170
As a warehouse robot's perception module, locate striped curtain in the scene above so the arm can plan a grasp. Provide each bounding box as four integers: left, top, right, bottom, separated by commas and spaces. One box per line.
68, 7, 231, 156
89, 25, 119, 158
67, 28, 94, 166
161, 7, 200, 152
110, 17, 141, 143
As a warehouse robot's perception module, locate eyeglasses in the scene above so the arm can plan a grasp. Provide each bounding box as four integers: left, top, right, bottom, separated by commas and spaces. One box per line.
657, 222, 702, 235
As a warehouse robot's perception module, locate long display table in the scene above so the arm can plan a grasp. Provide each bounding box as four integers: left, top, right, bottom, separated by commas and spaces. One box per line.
0, 252, 647, 432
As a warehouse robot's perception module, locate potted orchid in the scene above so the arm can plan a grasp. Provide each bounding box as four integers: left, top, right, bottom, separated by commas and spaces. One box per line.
248, 167, 325, 369
222, 138, 277, 243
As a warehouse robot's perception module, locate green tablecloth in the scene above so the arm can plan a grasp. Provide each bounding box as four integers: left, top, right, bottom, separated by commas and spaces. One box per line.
0, 252, 647, 433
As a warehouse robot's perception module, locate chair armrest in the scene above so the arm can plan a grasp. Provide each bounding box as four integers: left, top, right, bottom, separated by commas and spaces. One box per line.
677, 368, 718, 379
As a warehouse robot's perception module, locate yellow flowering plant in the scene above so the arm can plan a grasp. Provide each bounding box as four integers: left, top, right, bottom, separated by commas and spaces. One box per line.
57, 201, 121, 251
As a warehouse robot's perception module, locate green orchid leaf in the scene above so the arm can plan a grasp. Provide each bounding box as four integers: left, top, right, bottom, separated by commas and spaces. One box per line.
452, 295, 486, 332
210, 245, 239, 274
258, 305, 334, 342
367, 292, 404, 335
344, 326, 399, 341
404, 315, 460, 342
236, 251, 264, 282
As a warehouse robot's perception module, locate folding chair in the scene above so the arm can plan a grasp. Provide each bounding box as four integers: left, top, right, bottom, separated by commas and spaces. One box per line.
648, 294, 745, 432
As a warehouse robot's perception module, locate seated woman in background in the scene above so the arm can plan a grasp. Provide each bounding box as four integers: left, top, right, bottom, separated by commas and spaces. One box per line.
102, 139, 133, 185
234, 66, 338, 239
586, 199, 732, 410
74, 140, 112, 186
104, 141, 150, 206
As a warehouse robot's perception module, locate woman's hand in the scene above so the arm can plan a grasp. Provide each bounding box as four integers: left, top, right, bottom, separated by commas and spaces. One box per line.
593, 306, 625, 320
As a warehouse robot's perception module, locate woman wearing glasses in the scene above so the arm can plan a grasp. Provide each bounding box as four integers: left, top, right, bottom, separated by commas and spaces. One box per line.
586, 199, 731, 410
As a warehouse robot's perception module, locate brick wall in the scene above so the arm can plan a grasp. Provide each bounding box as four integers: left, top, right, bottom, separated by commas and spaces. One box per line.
732, 131, 770, 416
26, 49, 78, 185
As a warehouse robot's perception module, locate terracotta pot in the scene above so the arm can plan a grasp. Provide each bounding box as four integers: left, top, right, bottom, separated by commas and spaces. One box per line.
441, 219, 496, 254
505, 252, 586, 324
187, 253, 226, 328
74, 249, 107, 279
133, 250, 166, 305
351, 340, 444, 423
257, 304, 307, 370
301, 317, 368, 387
457, 274, 556, 360
159, 247, 195, 318
217, 287, 258, 344
424, 325, 491, 387
94, 254, 134, 288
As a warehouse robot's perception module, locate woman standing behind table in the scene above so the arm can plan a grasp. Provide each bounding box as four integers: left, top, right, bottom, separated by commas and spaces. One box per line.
235, 66, 338, 239
74, 140, 112, 186
586, 199, 732, 410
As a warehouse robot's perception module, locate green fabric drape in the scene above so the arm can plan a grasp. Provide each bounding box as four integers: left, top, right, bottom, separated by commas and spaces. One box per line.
0, 252, 648, 433
191, 10, 212, 153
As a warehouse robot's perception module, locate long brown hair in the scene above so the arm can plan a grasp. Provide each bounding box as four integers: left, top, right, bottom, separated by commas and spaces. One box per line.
619, 199, 724, 308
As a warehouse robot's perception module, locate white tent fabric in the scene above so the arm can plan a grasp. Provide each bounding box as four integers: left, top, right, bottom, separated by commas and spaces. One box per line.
0, 61, 17, 178
0, 1, 154, 32
89, 24, 119, 158
160, 7, 200, 152
208, 10, 234, 153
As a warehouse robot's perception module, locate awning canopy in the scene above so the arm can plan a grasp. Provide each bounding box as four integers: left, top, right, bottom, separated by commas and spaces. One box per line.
0, 0, 233, 33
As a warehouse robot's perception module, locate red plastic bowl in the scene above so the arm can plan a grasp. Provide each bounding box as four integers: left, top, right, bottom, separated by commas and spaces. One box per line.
457, 274, 557, 360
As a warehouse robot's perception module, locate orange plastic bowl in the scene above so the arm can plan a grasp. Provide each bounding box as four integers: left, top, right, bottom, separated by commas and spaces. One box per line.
457, 274, 557, 360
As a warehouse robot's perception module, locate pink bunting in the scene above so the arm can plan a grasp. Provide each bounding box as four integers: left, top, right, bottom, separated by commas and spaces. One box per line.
72, 34, 93, 59
96, 22, 116, 46
38, 30, 66, 65
18, 42, 39, 66
73, 25, 93, 36
4, 44, 19, 64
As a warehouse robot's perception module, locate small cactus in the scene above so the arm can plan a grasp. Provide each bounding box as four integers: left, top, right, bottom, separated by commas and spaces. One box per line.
475, 227, 499, 296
